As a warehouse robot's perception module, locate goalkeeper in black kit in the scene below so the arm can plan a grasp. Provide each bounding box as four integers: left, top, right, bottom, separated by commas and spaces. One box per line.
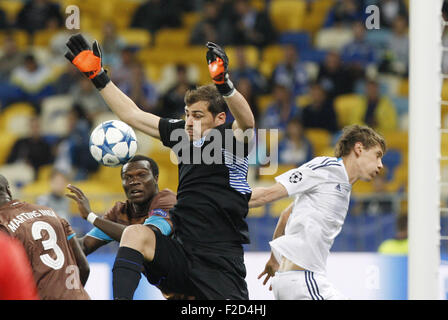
64, 34, 255, 299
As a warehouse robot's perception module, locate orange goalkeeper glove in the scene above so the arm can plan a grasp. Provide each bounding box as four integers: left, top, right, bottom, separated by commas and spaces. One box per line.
206, 42, 235, 97
64, 34, 110, 90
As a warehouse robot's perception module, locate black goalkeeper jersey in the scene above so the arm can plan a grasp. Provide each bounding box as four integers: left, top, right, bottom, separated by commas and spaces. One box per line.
158, 118, 252, 248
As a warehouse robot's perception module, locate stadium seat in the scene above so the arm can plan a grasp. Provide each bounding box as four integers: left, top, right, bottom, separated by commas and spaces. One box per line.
40, 95, 74, 137
278, 32, 312, 51
270, 198, 293, 217
300, 0, 334, 35
382, 131, 408, 154
304, 128, 332, 156
315, 27, 354, 51
0, 1, 23, 23
0, 30, 29, 50
225, 46, 260, 69
119, 29, 151, 48
0, 102, 36, 137
0, 163, 35, 197
382, 149, 402, 181
270, 0, 307, 32
155, 28, 190, 48
0, 131, 17, 165
391, 96, 409, 117
182, 12, 201, 29
333, 94, 364, 128
33, 29, 58, 47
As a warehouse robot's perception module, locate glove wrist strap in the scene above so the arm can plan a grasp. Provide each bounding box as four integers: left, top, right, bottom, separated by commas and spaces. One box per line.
216, 79, 235, 97
91, 70, 110, 90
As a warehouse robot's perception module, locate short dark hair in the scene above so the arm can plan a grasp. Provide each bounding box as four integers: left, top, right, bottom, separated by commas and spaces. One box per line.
334, 125, 386, 158
122, 155, 159, 178
184, 84, 227, 117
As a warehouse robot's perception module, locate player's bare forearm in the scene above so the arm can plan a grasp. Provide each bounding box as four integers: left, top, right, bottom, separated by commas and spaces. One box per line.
100, 81, 161, 139
272, 203, 293, 240
249, 183, 289, 208
92, 217, 127, 242
226, 90, 255, 131
69, 237, 90, 286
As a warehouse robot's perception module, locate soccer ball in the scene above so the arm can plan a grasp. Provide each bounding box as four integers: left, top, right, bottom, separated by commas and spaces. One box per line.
89, 120, 138, 167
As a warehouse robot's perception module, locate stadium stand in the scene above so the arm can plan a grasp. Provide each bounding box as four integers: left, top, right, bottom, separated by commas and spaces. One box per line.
0, 0, 415, 252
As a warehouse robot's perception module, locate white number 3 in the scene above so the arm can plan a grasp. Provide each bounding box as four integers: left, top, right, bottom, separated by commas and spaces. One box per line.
32, 221, 65, 270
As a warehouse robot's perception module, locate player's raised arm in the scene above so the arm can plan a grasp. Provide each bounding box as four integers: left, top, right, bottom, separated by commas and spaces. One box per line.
64, 34, 161, 139
249, 182, 289, 208
206, 42, 255, 142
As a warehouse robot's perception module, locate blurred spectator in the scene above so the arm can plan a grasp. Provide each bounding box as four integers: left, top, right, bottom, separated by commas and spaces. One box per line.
270, 44, 309, 97
118, 63, 159, 113
378, 0, 408, 29
301, 82, 338, 133
130, 0, 182, 41
100, 21, 126, 69
340, 21, 377, 70
110, 47, 139, 88
8, 53, 55, 112
189, 0, 233, 46
0, 7, 9, 30
226, 77, 260, 124
323, 0, 365, 28
6, 116, 54, 177
54, 107, 99, 181
378, 214, 408, 255
36, 168, 72, 221
69, 75, 109, 121
278, 117, 313, 166
230, 0, 277, 48
261, 84, 300, 132
357, 80, 398, 133
16, 0, 63, 34
378, 15, 409, 76
229, 46, 268, 95
157, 64, 196, 119
0, 34, 24, 82
317, 50, 356, 100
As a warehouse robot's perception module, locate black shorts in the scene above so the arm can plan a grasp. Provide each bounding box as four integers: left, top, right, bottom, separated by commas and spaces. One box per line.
142, 231, 248, 300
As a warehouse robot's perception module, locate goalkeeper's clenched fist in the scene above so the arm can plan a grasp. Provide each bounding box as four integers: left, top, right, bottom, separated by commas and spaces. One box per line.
64, 33, 110, 90
206, 42, 235, 97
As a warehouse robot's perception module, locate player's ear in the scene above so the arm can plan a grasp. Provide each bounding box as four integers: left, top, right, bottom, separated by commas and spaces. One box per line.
214, 111, 226, 126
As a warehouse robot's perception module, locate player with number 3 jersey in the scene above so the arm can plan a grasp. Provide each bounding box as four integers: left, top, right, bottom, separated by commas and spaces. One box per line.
0, 175, 90, 300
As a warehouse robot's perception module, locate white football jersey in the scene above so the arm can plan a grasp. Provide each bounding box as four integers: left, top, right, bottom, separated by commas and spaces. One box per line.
270, 156, 351, 274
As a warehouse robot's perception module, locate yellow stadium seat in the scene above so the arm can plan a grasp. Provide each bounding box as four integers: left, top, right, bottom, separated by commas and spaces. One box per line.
398, 78, 409, 97
257, 94, 273, 113
155, 28, 190, 48
304, 128, 331, 156
0, 131, 17, 165
119, 29, 151, 47
351, 179, 375, 195
296, 94, 311, 108
33, 29, 58, 47
144, 63, 161, 82
248, 206, 265, 218
0, 1, 23, 22
0, 30, 30, 50
270, 198, 293, 217
333, 94, 364, 128
383, 131, 408, 154
225, 46, 260, 69
182, 12, 201, 29
0, 102, 36, 137
301, 0, 334, 35
258, 164, 294, 182
270, 0, 307, 32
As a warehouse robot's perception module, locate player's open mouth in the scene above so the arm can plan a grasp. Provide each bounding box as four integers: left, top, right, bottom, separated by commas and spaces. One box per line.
130, 190, 143, 196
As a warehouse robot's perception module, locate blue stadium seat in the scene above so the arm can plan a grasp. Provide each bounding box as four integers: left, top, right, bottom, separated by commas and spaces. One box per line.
391, 96, 409, 116
278, 32, 312, 51
300, 49, 328, 63
382, 149, 402, 181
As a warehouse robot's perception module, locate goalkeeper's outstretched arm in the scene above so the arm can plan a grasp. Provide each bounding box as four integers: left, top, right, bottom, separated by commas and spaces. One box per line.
64, 34, 161, 139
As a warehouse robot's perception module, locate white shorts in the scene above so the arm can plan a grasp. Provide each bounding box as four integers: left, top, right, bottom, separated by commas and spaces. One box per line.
271, 270, 348, 300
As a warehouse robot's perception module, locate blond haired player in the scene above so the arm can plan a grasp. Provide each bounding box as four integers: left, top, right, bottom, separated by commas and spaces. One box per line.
251, 125, 386, 300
